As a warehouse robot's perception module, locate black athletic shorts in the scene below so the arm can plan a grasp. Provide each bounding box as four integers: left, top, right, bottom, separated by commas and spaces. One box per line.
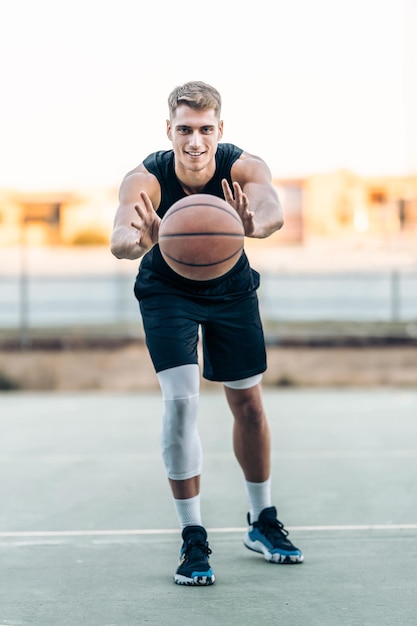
138, 290, 266, 381
135, 249, 267, 382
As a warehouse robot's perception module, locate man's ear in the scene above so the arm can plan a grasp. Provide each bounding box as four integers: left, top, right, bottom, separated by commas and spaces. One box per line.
166, 119, 172, 140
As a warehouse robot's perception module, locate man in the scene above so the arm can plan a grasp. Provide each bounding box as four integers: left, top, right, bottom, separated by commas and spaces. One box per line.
111, 81, 303, 586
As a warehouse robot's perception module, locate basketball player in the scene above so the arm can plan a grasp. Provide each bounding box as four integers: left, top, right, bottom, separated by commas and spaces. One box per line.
110, 81, 303, 585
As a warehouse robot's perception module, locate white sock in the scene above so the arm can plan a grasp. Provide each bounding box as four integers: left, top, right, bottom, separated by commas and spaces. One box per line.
245, 478, 272, 523
173, 494, 202, 529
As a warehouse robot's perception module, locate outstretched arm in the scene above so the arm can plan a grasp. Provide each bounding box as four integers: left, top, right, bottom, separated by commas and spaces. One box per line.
223, 152, 284, 238
110, 166, 161, 260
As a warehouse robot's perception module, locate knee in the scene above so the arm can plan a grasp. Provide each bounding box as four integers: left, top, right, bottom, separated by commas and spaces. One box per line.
232, 396, 266, 427
240, 407, 266, 429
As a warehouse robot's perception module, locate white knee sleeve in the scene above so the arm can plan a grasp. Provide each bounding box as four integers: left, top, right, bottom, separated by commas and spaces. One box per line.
157, 364, 202, 481
223, 373, 263, 389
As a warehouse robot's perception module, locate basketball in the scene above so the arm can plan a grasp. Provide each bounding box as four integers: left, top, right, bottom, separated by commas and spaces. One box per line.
158, 194, 244, 280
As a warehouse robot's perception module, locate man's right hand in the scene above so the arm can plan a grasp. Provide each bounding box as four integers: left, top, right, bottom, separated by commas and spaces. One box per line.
111, 168, 162, 260
131, 191, 161, 252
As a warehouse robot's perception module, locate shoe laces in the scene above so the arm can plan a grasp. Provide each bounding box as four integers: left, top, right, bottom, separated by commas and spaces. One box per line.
255, 516, 289, 542
183, 538, 212, 560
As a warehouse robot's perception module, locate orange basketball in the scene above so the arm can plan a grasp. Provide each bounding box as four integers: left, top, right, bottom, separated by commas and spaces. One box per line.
158, 194, 244, 281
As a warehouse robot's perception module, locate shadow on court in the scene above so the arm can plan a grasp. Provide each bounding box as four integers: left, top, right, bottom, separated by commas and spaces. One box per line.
1, 388, 417, 625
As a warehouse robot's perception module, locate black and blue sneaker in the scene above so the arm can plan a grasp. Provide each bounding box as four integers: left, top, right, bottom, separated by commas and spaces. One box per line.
174, 525, 215, 585
244, 506, 304, 564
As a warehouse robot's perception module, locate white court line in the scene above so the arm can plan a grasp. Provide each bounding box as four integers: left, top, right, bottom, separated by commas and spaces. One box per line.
1, 524, 417, 538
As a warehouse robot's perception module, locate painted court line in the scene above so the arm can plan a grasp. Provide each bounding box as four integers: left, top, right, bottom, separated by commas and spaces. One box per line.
1, 524, 417, 539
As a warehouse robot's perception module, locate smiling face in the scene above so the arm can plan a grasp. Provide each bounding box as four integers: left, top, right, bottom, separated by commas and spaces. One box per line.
166, 104, 224, 184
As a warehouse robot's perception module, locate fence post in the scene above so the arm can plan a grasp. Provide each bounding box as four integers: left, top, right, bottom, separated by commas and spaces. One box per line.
390, 270, 400, 322
19, 220, 30, 349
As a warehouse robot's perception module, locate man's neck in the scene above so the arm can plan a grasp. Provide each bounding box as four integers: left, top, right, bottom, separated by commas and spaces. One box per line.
179, 180, 207, 195
174, 162, 216, 195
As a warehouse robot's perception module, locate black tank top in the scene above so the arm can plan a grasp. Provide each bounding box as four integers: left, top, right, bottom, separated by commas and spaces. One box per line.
144, 143, 243, 218
135, 143, 260, 299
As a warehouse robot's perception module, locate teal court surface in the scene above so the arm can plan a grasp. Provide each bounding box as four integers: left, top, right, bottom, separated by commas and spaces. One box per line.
1, 388, 417, 625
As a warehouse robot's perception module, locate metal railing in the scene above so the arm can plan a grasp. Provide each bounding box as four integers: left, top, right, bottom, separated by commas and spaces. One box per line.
1, 271, 416, 334
259, 270, 417, 323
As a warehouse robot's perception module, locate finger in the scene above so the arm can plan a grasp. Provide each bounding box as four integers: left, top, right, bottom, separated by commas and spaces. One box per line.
234, 184, 248, 210
140, 190, 155, 213
233, 184, 250, 211
221, 178, 234, 202
134, 203, 151, 225
131, 220, 142, 231
134, 204, 145, 218
232, 181, 243, 200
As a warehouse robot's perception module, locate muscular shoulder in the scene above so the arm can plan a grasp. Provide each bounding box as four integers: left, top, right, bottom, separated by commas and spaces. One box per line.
119, 163, 161, 208
231, 150, 273, 185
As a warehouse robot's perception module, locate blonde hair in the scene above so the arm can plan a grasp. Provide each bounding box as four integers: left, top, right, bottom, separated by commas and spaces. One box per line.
168, 81, 222, 119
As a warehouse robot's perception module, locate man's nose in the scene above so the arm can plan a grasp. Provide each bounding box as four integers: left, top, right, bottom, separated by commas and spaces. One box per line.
189, 130, 201, 147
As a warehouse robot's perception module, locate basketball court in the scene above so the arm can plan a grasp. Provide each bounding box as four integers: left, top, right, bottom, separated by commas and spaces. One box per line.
1, 388, 417, 625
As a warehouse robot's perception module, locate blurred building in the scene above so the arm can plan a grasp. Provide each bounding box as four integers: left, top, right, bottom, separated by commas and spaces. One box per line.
0, 173, 416, 247
0, 188, 115, 247
301, 171, 417, 237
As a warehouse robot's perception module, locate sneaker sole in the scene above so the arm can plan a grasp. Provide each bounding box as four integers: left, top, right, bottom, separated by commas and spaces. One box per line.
244, 537, 304, 564
174, 573, 216, 586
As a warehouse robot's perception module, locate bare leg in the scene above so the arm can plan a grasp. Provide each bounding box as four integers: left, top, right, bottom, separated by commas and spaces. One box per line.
169, 475, 200, 499
224, 383, 271, 482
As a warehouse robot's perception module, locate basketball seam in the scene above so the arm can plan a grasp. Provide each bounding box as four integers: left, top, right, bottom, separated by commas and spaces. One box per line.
161, 247, 243, 268
161, 203, 243, 227
159, 232, 243, 239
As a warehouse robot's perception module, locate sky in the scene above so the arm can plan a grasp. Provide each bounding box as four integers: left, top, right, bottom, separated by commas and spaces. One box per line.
1, 0, 416, 192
